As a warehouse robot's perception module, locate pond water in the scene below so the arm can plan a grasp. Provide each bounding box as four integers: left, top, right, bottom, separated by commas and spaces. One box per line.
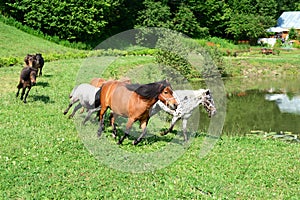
204, 76, 300, 136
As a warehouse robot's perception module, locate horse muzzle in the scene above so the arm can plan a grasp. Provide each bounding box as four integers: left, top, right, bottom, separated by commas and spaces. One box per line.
208, 109, 217, 118
168, 103, 178, 110
31, 82, 36, 86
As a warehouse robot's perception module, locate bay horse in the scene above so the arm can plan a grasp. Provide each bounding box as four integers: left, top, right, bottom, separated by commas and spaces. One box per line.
89, 77, 131, 120
150, 89, 217, 141
63, 83, 101, 124
97, 80, 179, 145
16, 67, 37, 103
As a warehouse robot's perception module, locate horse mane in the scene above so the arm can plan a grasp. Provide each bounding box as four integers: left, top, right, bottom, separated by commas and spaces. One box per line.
126, 80, 170, 99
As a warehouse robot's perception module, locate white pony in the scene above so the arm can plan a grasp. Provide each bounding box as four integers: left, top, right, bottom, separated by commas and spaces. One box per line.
64, 83, 101, 124
150, 89, 216, 141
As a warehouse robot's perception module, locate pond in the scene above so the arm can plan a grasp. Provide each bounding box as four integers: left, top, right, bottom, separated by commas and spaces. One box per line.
200, 76, 300, 136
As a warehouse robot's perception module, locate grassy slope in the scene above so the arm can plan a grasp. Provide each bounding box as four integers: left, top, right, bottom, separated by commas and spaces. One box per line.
0, 23, 300, 199
0, 22, 80, 57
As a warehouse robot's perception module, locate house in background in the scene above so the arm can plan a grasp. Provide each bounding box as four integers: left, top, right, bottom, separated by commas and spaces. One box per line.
267, 11, 300, 40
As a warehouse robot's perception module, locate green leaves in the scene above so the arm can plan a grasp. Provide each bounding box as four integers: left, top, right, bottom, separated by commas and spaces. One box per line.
5, 0, 120, 43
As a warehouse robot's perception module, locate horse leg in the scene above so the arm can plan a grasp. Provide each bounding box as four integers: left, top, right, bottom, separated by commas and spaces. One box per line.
39, 67, 43, 76
110, 112, 118, 138
133, 120, 148, 145
23, 87, 31, 103
182, 118, 188, 142
69, 103, 82, 118
63, 98, 79, 115
161, 116, 180, 136
97, 106, 108, 138
83, 107, 100, 125
16, 88, 21, 98
118, 118, 134, 145
20, 86, 26, 101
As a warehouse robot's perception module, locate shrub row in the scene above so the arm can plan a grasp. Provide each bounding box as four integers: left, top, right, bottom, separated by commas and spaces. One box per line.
0, 49, 159, 68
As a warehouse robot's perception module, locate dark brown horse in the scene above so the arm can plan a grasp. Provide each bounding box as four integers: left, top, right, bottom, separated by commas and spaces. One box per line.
24, 54, 37, 68
97, 80, 179, 145
24, 54, 44, 76
16, 67, 37, 103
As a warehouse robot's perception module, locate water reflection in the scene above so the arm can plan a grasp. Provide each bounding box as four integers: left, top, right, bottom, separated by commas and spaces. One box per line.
265, 94, 300, 115
213, 76, 300, 135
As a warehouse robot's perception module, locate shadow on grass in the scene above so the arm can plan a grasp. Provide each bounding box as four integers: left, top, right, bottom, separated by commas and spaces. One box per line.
33, 95, 55, 104
36, 81, 50, 88
41, 74, 53, 78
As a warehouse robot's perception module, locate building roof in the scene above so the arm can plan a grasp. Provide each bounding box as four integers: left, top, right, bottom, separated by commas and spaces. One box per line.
277, 11, 300, 29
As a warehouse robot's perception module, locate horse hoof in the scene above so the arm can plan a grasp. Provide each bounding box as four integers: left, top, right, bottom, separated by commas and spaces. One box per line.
160, 131, 167, 136
132, 140, 139, 145
97, 131, 102, 138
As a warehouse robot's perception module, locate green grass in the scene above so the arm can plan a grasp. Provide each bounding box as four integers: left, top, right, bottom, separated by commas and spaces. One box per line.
223, 47, 300, 77
1, 22, 300, 199
0, 22, 80, 57
1, 56, 300, 199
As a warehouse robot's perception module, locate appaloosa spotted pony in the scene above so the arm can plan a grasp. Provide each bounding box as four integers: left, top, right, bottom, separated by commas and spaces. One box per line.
150, 89, 217, 141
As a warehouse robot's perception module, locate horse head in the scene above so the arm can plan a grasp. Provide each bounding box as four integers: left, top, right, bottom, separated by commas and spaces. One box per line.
158, 80, 178, 110
24, 54, 37, 67
202, 89, 217, 117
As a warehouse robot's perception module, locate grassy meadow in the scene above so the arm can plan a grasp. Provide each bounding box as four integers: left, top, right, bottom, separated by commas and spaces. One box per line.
1, 22, 300, 199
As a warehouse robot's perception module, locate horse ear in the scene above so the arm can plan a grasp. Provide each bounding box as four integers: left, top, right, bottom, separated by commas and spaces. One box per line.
205, 89, 210, 95
24, 55, 29, 65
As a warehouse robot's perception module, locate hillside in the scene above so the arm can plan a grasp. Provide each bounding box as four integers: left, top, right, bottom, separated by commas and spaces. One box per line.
0, 21, 86, 67
0, 22, 81, 57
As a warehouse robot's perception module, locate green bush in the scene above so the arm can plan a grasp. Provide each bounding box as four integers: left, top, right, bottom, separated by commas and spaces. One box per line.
0, 57, 21, 67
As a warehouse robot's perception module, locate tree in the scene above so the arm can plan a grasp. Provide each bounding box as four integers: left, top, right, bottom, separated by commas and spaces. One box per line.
226, 13, 275, 44
288, 27, 298, 40
188, 0, 231, 38
135, 0, 172, 28
6, 0, 121, 43
172, 4, 209, 38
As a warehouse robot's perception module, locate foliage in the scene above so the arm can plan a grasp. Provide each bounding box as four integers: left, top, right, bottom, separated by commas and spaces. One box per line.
191, 0, 231, 37
5, 0, 121, 43
2, 0, 300, 47
136, 0, 172, 28
154, 30, 199, 80
226, 13, 275, 44
288, 27, 299, 40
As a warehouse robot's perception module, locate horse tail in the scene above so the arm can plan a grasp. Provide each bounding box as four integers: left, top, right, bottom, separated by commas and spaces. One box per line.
94, 87, 102, 108
70, 85, 79, 98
